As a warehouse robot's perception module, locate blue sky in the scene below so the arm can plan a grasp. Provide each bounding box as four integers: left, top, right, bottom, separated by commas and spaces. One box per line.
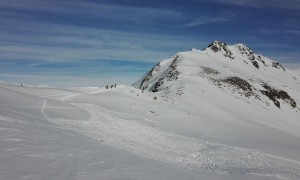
0, 0, 299, 86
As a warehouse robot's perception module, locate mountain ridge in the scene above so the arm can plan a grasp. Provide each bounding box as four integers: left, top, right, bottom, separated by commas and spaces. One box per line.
133, 41, 299, 109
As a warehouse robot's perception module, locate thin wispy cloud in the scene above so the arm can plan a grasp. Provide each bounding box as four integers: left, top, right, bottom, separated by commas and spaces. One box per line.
0, 0, 184, 25
180, 10, 242, 28
181, 17, 230, 27
286, 30, 300, 36
258, 28, 300, 37
200, 0, 300, 10
272, 52, 300, 63
0, 2, 199, 64
0, 20, 209, 63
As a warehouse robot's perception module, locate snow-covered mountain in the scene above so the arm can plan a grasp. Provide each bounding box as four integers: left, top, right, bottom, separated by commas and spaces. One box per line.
1, 41, 300, 180
134, 41, 298, 110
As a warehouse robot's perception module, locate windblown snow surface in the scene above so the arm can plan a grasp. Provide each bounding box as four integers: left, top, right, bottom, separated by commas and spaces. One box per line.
1, 41, 300, 180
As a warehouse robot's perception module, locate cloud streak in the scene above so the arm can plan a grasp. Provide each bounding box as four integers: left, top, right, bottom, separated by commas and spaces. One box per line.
181, 17, 230, 27
180, 9, 242, 27
0, 0, 184, 26
258, 28, 300, 37
0, 21, 208, 63
199, 0, 300, 10
0, 2, 204, 64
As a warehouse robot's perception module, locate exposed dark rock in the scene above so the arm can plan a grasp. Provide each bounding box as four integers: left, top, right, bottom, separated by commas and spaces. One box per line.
139, 63, 161, 89
222, 77, 252, 92
238, 44, 266, 67
169, 56, 178, 70
208, 41, 234, 59
166, 71, 180, 81
136, 55, 182, 92
260, 83, 296, 108
147, 56, 182, 92
215, 76, 253, 97
238, 44, 253, 56
166, 56, 181, 81
151, 78, 164, 92
201, 67, 220, 75
252, 61, 259, 69
272, 62, 286, 71
257, 55, 266, 65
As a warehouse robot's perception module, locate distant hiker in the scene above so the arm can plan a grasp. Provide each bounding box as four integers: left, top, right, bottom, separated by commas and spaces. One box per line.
106, 85, 108, 89
114, 84, 116, 88
111, 85, 113, 89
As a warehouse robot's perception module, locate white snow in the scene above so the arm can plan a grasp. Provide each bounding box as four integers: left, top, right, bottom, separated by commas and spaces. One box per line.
1, 42, 300, 180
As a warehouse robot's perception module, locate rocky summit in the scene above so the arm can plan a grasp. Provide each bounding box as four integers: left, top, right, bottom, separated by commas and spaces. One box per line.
134, 41, 299, 109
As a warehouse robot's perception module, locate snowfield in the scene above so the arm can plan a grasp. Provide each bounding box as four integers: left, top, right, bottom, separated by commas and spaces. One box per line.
1, 42, 300, 179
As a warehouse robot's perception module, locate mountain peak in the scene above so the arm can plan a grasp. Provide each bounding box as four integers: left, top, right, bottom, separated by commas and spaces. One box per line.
204, 41, 286, 71
207, 40, 234, 59
133, 41, 298, 109
208, 40, 227, 47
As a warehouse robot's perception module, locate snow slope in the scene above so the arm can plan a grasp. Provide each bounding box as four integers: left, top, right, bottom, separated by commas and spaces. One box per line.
1, 41, 300, 180
0, 83, 224, 180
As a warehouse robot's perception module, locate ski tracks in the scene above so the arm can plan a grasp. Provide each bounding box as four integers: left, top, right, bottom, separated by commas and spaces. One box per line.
48, 103, 300, 180
41, 99, 49, 119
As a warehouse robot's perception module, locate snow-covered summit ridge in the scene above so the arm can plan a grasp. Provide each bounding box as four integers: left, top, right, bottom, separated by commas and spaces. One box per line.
133, 41, 299, 109
206, 40, 285, 71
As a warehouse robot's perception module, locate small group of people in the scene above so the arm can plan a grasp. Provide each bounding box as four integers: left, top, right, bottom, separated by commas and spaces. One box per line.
106, 84, 116, 89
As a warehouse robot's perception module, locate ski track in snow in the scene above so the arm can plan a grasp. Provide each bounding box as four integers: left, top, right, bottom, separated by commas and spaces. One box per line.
59, 93, 80, 101
41, 99, 49, 119
48, 103, 300, 180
